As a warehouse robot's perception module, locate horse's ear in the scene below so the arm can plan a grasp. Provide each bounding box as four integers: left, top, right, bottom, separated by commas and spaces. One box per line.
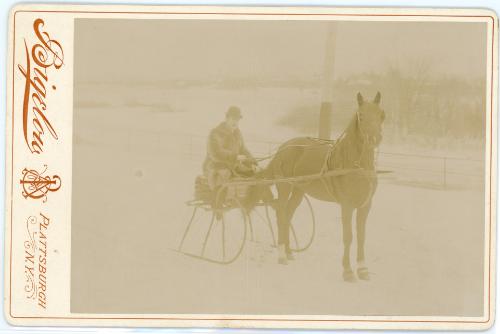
373, 91, 381, 105
357, 92, 364, 106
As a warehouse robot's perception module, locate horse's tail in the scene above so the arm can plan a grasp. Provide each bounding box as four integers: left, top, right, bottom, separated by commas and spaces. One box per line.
258, 159, 273, 179
259, 150, 285, 180
239, 161, 275, 212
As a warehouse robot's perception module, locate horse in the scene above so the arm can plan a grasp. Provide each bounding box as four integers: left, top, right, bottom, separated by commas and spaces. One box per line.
264, 92, 385, 282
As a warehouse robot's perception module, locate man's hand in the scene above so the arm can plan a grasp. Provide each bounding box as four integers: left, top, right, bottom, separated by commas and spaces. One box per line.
252, 165, 262, 173
237, 154, 247, 162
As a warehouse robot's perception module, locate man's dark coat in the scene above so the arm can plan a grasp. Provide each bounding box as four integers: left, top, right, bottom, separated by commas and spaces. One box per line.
203, 122, 255, 173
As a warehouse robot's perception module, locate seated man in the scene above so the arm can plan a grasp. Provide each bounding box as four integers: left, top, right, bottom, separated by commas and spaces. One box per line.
203, 106, 257, 192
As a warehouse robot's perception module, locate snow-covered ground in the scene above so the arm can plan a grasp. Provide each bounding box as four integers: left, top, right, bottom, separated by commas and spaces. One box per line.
71, 144, 485, 317
71, 85, 486, 316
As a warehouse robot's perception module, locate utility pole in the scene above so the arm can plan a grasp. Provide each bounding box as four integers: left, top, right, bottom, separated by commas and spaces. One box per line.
318, 22, 337, 139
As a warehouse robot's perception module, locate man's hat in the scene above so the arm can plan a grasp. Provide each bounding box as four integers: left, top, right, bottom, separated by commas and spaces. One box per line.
226, 106, 242, 120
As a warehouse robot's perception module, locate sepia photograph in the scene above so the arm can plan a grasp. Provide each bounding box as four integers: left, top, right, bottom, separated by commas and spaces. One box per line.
70, 17, 489, 317
3, 4, 496, 330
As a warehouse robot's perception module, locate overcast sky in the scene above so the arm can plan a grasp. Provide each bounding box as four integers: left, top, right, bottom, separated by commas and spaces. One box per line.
75, 19, 487, 83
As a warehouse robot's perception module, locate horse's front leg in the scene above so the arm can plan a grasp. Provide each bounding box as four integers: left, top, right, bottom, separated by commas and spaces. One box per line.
341, 204, 356, 282
356, 202, 371, 280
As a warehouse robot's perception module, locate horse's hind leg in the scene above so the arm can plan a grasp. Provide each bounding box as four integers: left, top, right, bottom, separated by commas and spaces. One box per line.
276, 183, 292, 264
285, 187, 305, 259
341, 204, 356, 282
356, 202, 371, 280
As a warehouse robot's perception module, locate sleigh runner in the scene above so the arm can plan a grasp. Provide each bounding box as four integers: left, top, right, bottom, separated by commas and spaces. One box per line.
177, 166, 378, 265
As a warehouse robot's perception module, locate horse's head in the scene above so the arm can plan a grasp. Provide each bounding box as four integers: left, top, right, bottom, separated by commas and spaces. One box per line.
356, 92, 385, 148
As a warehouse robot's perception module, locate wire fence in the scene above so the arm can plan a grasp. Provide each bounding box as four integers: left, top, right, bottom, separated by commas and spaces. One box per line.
180, 133, 483, 189
76, 127, 484, 190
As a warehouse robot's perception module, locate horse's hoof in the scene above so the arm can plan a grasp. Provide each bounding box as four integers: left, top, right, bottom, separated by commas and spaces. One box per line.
343, 270, 357, 282
357, 267, 370, 281
278, 245, 288, 265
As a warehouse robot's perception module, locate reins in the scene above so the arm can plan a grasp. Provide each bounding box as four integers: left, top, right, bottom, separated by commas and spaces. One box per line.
251, 112, 379, 208
253, 140, 335, 163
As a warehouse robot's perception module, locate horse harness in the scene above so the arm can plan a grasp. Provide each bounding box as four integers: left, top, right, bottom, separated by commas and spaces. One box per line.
314, 136, 376, 208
